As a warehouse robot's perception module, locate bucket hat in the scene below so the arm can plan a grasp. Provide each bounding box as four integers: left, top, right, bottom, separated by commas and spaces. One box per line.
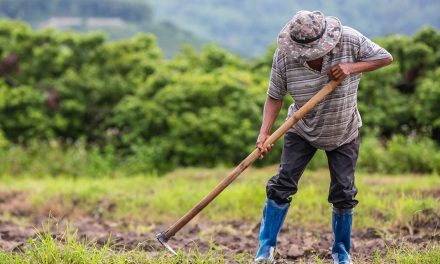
277, 10, 342, 61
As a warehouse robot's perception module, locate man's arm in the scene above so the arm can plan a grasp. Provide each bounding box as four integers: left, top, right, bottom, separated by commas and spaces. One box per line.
327, 56, 393, 81
256, 95, 283, 156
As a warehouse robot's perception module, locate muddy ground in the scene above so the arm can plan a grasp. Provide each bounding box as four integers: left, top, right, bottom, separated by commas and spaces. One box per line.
0, 190, 439, 263
0, 214, 439, 263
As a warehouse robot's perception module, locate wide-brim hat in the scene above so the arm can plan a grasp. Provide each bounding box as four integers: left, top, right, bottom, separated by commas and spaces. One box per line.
277, 10, 342, 61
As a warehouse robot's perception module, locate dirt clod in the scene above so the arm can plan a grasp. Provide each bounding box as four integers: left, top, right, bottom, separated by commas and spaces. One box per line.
0, 216, 438, 263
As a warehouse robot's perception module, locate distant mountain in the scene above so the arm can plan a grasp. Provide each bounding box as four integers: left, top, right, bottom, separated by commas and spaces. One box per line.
2, 0, 439, 58
0, 0, 206, 57
149, 0, 440, 57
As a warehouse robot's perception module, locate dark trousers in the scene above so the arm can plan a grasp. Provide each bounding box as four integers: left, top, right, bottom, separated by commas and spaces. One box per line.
266, 132, 360, 209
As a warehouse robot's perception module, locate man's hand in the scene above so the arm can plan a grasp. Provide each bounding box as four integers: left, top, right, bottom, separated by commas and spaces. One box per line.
257, 95, 283, 158
256, 133, 273, 158
327, 63, 352, 81
327, 57, 393, 81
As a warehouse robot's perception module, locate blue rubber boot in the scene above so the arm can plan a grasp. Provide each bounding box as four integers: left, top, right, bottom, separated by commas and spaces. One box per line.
255, 198, 290, 263
331, 207, 353, 264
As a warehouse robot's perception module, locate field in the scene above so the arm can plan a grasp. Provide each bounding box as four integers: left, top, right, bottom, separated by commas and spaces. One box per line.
0, 3, 439, 263
0, 166, 439, 263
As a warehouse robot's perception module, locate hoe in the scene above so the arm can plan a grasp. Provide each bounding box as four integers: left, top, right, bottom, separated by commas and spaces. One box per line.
156, 80, 341, 255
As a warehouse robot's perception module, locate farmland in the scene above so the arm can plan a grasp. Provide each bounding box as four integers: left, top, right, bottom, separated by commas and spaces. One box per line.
0, 167, 438, 263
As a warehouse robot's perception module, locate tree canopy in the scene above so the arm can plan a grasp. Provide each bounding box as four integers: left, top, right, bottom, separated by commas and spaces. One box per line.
0, 21, 438, 173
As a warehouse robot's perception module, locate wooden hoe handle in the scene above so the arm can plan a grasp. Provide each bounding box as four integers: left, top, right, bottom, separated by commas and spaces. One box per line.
159, 80, 341, 243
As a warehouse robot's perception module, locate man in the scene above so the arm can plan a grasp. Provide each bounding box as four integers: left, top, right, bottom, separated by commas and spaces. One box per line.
255, 10, 393, 264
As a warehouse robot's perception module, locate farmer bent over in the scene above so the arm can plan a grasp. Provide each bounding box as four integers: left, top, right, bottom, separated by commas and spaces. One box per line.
255, 11, 393, 263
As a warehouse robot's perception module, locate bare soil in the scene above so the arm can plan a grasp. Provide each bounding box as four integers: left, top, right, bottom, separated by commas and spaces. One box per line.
0, 214, 439, 263
0, 190, 439, 263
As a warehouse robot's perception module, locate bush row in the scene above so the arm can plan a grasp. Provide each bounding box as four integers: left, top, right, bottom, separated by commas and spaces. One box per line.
1, 134, 438, 177
0, 21, 438, 174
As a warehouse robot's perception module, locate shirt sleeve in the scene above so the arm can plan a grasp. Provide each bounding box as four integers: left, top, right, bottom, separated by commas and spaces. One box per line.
356, 31, 392, 61
266, 48, 287, 100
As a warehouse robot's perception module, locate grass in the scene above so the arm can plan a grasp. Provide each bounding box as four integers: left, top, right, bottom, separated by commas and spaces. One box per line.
0, 166, 438, 229
0, 226, 438, 263
373, 245, 440, 264
0, 222, 246, 264
0, 166, 439, 263
0, 223, 438, 264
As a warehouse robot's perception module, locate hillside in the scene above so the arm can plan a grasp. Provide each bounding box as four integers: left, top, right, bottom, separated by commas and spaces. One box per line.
150, 0, 440, 57
0, 0, 205, 57
2, 0, 438, 58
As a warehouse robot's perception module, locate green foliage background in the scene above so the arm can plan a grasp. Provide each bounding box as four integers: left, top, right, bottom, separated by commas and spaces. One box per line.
0, 0, 439, 58
0, 20, 439, 175
0, 0, 205, 58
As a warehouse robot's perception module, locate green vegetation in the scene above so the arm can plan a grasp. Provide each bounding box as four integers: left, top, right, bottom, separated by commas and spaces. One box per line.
1, 0, 439, 57
0, 228, 438, 264
1, 168, 438, 228
377, 245, 440, 264
1, 133, 439, 177
0, 167, 439, 263
0, 224, 234, 263
0, 0, 204, 57
0, 4, 438, 263
0, 21, 439, 175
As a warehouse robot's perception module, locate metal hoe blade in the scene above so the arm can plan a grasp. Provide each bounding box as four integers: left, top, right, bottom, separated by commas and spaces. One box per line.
156, 232, 177, 255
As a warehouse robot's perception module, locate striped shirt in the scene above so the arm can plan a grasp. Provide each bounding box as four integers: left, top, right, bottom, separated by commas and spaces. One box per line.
267, 26, 391, 150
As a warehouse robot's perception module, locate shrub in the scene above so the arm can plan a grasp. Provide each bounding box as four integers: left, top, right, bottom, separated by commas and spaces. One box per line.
358, 135, 440, 174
